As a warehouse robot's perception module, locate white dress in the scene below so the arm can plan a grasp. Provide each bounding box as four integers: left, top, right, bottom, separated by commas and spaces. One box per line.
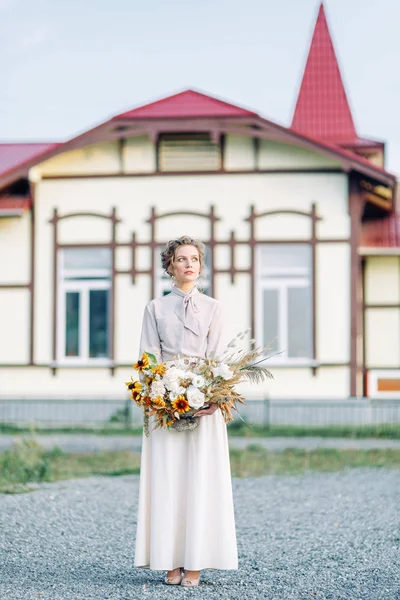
134, 285, 238, 571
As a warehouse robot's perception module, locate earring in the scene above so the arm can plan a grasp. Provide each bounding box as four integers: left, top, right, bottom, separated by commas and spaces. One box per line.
197, 275, 204, 293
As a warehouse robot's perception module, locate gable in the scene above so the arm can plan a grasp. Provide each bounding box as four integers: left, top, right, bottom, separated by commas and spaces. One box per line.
33, 134, 343, 178
35, 141, 122, 177
258, 139, 341, 170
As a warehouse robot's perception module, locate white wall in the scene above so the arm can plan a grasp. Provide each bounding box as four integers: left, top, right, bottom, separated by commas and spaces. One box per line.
364, 256, 400, 372
365, 257, 400, 305
0, 212, 30, 284
0, 133, 354, 399
365, 308, 400, 368
0, 289, 30, 363
316, 243, 350, 363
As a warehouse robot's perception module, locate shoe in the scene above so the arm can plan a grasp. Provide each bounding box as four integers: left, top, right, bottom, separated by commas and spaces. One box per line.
181, 571, 201, 587
165, 568, 183, 585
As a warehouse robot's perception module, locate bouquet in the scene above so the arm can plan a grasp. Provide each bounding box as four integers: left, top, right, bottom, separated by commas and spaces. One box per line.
125, 331, 274, 436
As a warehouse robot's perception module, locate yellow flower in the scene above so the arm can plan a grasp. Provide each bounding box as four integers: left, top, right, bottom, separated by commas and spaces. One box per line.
171, 396, 190, 414
133, 353, 150, 372
127, 380, 142, 402
152, 363, 167, 376
126, 380, 142, 393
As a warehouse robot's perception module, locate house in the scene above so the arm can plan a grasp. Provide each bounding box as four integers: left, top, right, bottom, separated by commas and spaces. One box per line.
0, 3, 398, 402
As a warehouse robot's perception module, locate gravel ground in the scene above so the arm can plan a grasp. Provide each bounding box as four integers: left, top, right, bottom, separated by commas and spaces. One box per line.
1, 434, 400, 453
1, 470, 400, 600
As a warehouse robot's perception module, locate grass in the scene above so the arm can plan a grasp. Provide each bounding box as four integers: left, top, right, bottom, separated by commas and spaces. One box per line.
226, 421, 400, 439
229, 444, 400, 477
0, 437, 399, 494
0, 437, 141, 494
0, 423, 144, 436
1, 421, 400, 439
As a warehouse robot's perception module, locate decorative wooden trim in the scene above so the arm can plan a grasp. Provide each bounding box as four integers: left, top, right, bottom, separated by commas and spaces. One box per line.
0, 283, 30, 289
349, 175, 363, 397
29, 184, 35, 365
245, 203, 319, 369
210, 205, 218, 295
361, 258, 367, 397
40, 167, 346, 180
118, 138, 125, 174
56, 237, 349, 250
55, 211, 119, 222
40, 202, 353, 378
220, 134, 226, 172
0, 361, 352, 369
311, 203, 317, 375
252, 208, 322, 220
48, 207, 119, 375
145, 205, 220, 298
51, 207, 58, 375
110, 207, 117, 375
364, 303, 400, 309
254, 137, 260, 171
248, 205, 256, 338
147, 207, 156, 299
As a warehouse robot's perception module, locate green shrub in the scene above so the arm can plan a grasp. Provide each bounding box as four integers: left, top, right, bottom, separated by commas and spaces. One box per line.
0, 437, 53, 484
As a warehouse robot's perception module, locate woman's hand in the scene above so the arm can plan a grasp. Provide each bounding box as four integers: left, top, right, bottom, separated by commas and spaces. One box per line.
193, 404, 218, 417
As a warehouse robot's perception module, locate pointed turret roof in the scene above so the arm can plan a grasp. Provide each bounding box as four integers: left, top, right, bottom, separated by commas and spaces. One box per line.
291, 3, 358, 143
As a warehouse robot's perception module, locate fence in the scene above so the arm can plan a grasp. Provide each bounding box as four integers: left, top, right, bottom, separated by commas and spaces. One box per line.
0, 397, 400, 430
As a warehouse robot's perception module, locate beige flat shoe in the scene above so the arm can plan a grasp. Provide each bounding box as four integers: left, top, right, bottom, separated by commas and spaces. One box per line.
181, 571, 201, 587
165, 568, 183, 585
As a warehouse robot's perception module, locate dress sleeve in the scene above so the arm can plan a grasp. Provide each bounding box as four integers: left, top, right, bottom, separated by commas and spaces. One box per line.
139, 301, 162, 361
206, 301, 223, 358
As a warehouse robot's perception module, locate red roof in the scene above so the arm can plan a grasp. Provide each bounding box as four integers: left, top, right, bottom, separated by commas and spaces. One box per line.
291, 4, 358, 144
0, 89, 394, 190
0, 194, 31, 215
361, 215, 400, 249
114, 89, 258, 120
0, 143, 59, 177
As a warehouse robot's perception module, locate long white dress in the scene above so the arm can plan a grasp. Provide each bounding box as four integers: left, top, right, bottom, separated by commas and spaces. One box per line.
134, 285, 238, 571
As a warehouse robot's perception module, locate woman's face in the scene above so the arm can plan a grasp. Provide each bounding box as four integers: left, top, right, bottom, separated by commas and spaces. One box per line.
170, 245, 201, 287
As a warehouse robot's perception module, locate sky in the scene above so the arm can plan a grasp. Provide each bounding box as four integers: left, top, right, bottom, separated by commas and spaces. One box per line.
1, 0, 400, 173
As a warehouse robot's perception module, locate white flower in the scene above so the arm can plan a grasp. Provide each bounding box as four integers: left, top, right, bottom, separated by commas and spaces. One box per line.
162, 366, 184, 391
191, 374, 205, 388
176, 358, 189, 370
169, 386, 186, 399
212, 363, 234, 380
186, 385, 205, 409
150, 380, 166, 399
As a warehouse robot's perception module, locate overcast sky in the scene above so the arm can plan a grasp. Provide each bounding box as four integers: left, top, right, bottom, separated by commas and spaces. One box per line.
1, 0, 400, 173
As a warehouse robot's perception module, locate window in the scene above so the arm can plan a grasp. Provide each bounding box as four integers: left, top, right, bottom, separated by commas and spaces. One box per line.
57, 248, 112, 363
155, 245, 212, 298
158, 134, 221, 172
257, 244, 313, 363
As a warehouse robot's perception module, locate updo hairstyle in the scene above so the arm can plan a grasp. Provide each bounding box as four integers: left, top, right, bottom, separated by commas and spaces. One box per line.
161, 236, 205, 277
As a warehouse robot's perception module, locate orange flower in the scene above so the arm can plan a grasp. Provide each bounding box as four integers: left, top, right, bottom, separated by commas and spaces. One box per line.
171, 396, 190, 414
133, 353, 150, 372
152, 396, 166, 408
144, 396, 153, 407
152, 363, 167, 376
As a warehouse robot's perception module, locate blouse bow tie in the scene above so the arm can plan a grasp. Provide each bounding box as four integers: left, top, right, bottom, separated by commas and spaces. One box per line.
173, 287, 200, 336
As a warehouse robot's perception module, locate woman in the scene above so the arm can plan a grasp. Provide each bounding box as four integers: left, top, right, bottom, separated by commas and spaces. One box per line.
134, 236, 238, 587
